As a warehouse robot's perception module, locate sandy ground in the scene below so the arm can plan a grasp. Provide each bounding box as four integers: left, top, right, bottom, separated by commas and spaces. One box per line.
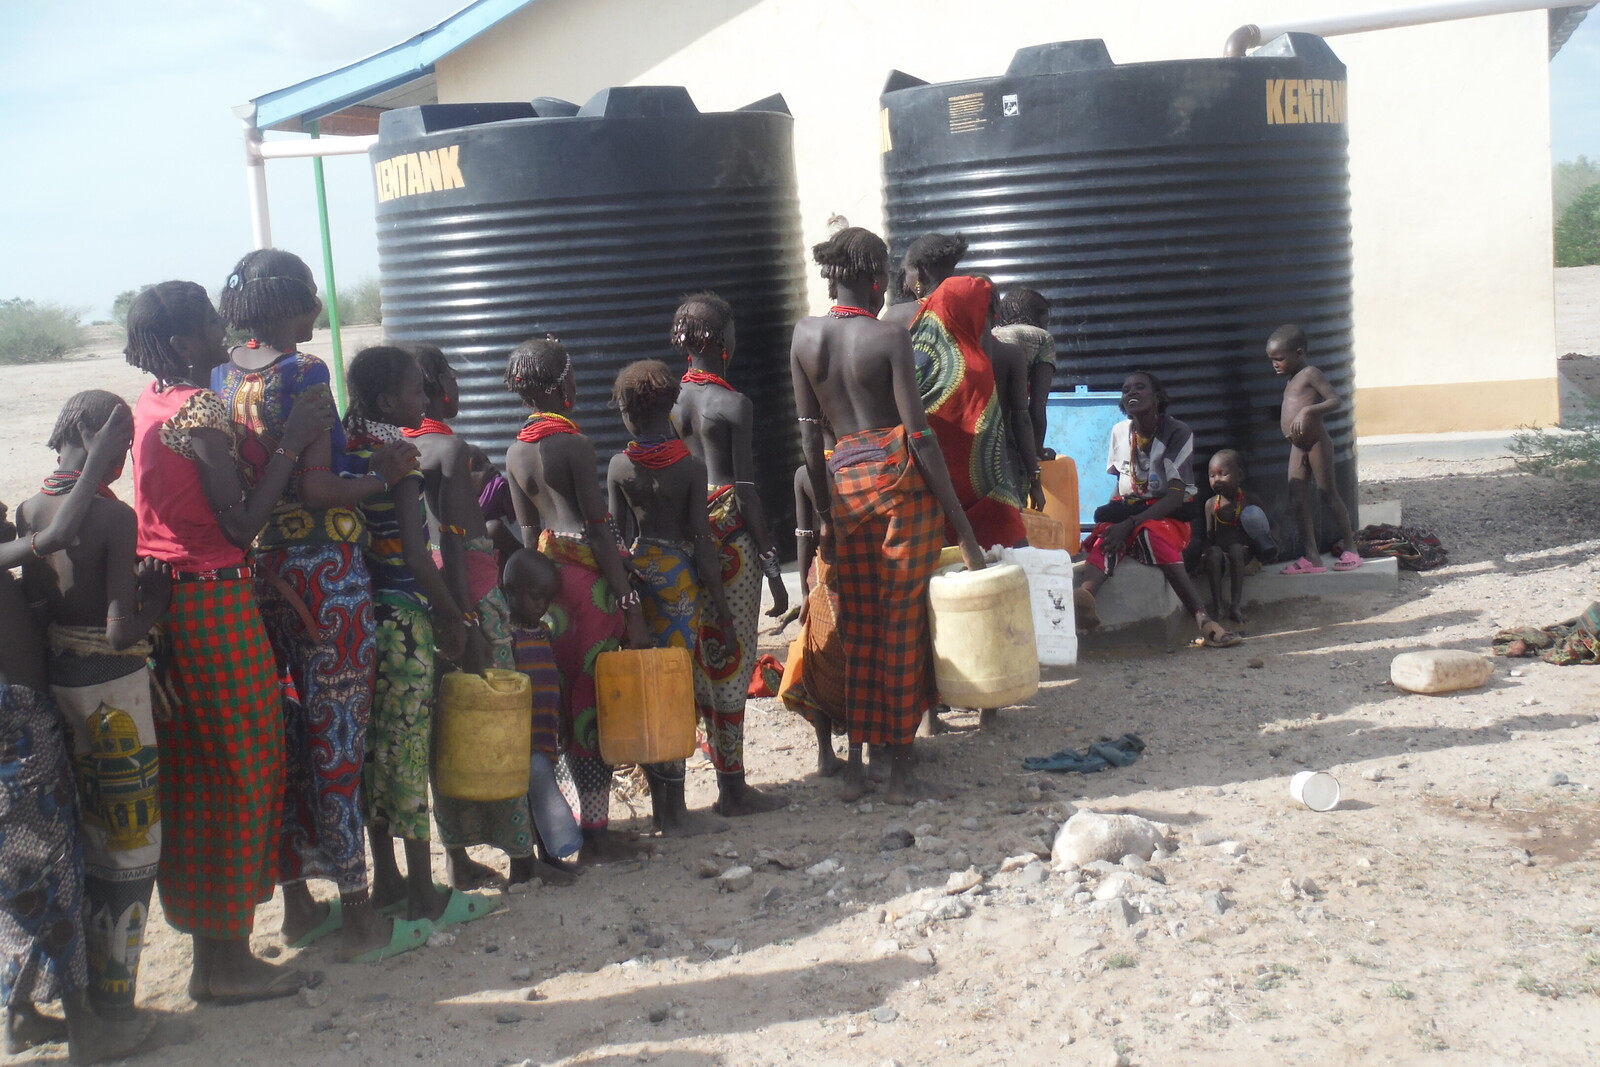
0, 295, 1598, 1065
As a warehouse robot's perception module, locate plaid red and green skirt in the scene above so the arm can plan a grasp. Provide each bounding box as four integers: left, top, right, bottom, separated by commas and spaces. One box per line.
156, 577, 282, 940
828, 425, 943, 747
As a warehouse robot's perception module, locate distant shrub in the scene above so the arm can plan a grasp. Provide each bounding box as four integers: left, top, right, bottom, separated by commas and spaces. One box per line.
112, 286, 152, 327
1555, 183, 1600, 267
315, 277, 382, 329
1510, 399, 1600, 481
0, 298, 86, 364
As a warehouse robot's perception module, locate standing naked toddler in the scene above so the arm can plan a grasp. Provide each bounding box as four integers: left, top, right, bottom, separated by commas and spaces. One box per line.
1269, 324, 1360, 574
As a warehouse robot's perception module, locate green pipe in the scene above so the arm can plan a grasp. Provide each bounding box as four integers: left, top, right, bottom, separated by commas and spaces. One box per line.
309, 120, 347, 413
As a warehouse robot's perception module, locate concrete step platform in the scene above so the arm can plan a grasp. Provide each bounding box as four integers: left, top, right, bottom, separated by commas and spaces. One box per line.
1074, 554, 1399, 630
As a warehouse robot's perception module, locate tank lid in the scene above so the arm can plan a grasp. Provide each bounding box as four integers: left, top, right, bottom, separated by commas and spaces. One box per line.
578, 85, 699, 118
377, 102, 536, 138
737, 92, 792, 116
529, 96, 580, 117
1249, 31, 1342, 62
882, 69, 930, 93
1005, 39, 1115, 76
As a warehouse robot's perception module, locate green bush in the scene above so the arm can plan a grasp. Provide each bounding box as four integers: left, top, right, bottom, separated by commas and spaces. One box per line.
1555, 183, 1600, 267
1510, 399, 1600, 480
111, 287, 151, 327
1554, 156, 1600, 219
0, 298, 86, 364
315, 277, 382, 329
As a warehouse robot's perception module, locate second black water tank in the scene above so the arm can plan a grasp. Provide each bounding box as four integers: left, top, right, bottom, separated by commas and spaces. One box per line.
882, 34, 1355, 554
371, 87, 807, 541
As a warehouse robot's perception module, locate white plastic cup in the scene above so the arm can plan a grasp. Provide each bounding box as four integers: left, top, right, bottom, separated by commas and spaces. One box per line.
1289, 771, 1341, 812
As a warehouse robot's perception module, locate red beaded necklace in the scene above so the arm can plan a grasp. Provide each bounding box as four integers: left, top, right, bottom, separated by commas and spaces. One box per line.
682, 369, 737, 393
828, 305, 876, 319
517, 411, 581, 443
401, 417, 454, 438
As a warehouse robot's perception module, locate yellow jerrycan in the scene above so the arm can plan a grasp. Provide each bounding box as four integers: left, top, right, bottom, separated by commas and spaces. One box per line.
435, 669, 533, 801
1037, 457, 1081, 553
595, 646, 697, 765
928, 563, 1040, 708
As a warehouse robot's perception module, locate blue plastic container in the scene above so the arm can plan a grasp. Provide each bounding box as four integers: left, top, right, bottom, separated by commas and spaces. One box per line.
1043, 386, 1125, 526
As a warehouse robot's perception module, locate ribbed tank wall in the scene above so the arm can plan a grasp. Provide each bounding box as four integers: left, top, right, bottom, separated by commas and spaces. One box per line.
372, 89, 807, 543
882, 35, 1355, 555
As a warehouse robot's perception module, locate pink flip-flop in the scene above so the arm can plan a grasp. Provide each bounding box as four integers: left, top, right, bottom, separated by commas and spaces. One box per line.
1332, 550, 1362, 571
1281, 556, 1327, 575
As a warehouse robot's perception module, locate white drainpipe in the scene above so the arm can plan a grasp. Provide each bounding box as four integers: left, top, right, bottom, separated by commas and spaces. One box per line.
230, 100, 379, 251
1225, 0, 1580, 54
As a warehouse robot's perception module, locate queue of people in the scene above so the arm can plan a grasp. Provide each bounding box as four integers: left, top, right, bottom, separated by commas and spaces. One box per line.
0, 228, 1358, 1057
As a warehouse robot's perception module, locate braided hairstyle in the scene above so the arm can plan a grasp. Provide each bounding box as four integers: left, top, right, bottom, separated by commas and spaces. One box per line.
48, 390, 128, 454
669, 292, 733, 358
124, 281, 215, 384
344, 345, 419, 426
811, 226, 888, 300
218, 248, 320, 334
904, 232, 968, 292
612, 360, 680, 425
407, 342, 454, 400
997, 288, 1050, 329
504, 337, 572, 406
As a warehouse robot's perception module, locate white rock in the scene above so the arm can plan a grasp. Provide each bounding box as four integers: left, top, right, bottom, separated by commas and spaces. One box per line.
928, 897, 971, 921
806, 859, 841, 879
716, 865, 755, 892
1217, 840, 1249, 858
1093, 872, 1134, 901
1188, 990, 1212, 1007
702, 938, 739, 954
909, 947, 936, 966
944, 867, 983, 895
1051, 811, 1170, 869
871, 939, 901, 958
1000, 852, 1039, 873
427, 930, 456, 947
1017, 862, 1048, 886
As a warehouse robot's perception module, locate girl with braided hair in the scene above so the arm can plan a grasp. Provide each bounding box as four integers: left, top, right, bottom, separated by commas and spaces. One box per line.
790, 228, 986, 805
125, 281, 332, 1001
213, 249, 419, 963
607, 360, 736, 837
671, 293, 790, 817
881, 231, 969, 328
402, 342, 571, 890
503, 338, 650, 864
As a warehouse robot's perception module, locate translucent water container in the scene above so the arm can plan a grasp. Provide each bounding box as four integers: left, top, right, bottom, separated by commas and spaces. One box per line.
1390, 649, 1494, 694
595, 646, 697, 764
436, 669, 534, 801
528, 752, 582, 858
998, 546, 1079, 668
928, 563, 1040, 707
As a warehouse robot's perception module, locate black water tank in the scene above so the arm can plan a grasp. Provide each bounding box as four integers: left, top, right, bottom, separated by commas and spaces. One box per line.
371, 87, 807, 540
882, 34, 1355, 554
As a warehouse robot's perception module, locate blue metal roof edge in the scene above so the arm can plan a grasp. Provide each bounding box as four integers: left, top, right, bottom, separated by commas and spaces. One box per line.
249, 0, 539, 130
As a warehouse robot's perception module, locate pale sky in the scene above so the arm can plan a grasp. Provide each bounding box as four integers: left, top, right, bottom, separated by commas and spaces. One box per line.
1, 1, 1597, 318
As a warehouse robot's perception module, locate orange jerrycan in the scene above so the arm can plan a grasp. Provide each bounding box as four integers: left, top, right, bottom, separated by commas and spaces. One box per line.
436, 669, 534, 801
1037, 457, 1080, 553
595, 647, 697, 764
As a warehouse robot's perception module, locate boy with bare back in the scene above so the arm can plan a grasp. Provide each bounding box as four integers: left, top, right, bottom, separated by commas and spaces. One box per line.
17, 393, 170, 1021
1269, 324, 1361, 574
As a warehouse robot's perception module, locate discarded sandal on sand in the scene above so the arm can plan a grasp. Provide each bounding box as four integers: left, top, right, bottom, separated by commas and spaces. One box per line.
1280, 557, 1326, 575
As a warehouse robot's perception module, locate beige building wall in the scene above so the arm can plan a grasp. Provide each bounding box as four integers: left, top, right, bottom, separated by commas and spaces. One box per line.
437, 0, 1560, 435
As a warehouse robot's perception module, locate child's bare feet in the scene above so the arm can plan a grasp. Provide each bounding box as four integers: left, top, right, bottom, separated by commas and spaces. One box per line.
446, 847, 503, 890
838, 760, 874, 803
815, 748, 847, 777
508, 855, 577, 886
714, 774, 788, 817
579, 828, 645, 866
190, 938, 319, 1005
6, 1002, 66, 1053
